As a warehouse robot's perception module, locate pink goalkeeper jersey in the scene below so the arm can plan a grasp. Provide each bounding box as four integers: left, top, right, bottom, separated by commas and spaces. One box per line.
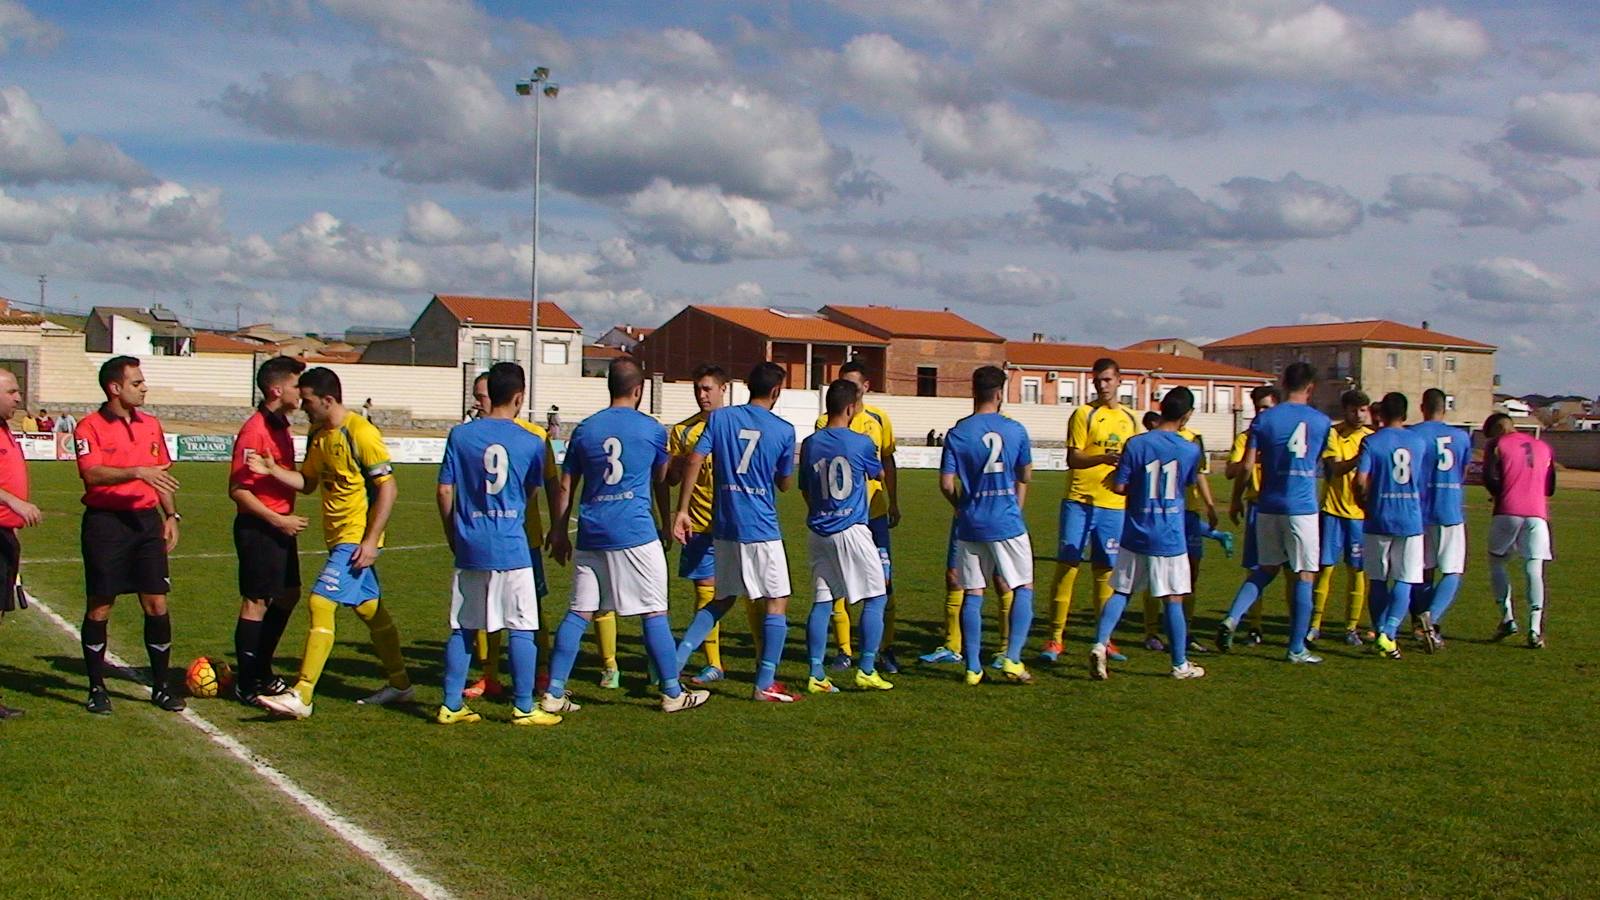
1489, 432, 1552, 519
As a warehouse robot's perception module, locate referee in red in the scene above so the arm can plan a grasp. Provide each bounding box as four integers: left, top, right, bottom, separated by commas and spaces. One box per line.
73, 356, 185, 714
0, 368, 41, 720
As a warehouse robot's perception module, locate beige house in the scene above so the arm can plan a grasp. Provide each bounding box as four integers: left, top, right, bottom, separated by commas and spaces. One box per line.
360, 294, 584, 379
1203, 319, 1497, 425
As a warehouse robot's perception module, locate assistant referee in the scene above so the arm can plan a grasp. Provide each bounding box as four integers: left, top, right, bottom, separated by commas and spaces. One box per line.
73, 356, 185, 715
0, 368, 42, 720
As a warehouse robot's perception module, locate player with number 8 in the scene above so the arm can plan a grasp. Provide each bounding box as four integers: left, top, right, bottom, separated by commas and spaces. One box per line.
1354, 392, 1430, 659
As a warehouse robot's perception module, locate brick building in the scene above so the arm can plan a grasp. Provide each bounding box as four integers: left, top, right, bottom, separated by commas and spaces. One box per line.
1202, 319, 1496, 424
633, 306, 886, 389
817, 305, 1006, 397
1004, 339, 1273, 417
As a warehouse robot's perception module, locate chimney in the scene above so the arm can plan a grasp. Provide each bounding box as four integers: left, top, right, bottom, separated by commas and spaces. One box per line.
1032, 332, 1044, 343
1421, 320, 1430, 330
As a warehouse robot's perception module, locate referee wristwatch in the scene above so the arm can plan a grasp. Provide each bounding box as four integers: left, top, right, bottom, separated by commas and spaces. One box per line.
166, 512, 182, 522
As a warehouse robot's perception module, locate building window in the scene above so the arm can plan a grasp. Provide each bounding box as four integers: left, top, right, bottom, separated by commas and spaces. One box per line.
497, 338, 518, 362
1335, 350, 1352, 380
1423, 354, 1435, 372
1215, 388, 1233, 416
1444, 355, 1457, 373
1021, 377, 1042, 404
472, 338, 492, 372
916, 366, 938, 397
1445, 394, 1456, 412
1118, 380, 1136, 407
1385, 352, 1398, 370
1058, 378, 1077, 406
541, 340, 568, 366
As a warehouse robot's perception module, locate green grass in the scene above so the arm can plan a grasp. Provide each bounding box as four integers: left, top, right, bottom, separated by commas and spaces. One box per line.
2, 462, 1597, 898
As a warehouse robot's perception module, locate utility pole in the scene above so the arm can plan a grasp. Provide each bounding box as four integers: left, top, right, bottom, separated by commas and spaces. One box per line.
37, 275, 45, 309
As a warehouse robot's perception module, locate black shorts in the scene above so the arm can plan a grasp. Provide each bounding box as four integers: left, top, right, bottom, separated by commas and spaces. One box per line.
0, 528, 18, 612
82, 508, 170, 598
234, 513, 301, 600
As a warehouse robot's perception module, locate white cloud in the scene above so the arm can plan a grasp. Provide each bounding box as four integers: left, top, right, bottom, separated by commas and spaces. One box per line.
0, 86, 149, 187
1371, 173, 1563, 232
401, 199, 495, 245
69, 181, 227, 244
933, 263, 1072, 307
623, 179, 800, 263
269, 211, 428, 291
0, 186, 66, 243
1179, 286, 1225, 309
1431, 256, 1569, 306
1505, 92, 1600, 159
810, 243, 924, 283
302, 286, 413, 325
0, 1, 60, 54
320, 0, 493, 59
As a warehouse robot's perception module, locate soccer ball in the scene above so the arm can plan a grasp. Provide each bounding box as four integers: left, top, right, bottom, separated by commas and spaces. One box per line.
185, 656, 234, 698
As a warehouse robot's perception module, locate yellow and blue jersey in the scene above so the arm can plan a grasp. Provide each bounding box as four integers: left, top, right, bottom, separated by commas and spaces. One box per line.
1066, 402, 1139, 509
301, 413, 393, 549
1320, 423, 1371, 520
1230, 431, 1261, 503
513, 418, 559, 545
669, 411, 715, 535
1178, 427, 1210, 513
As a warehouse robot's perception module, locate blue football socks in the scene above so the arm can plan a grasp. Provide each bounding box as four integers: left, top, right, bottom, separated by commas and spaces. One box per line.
675, 601, 728, 673
1287, 577, 1313, 654
545, 611, 588, 697
859, 594, 886, 675
507, 628, 537, 710
1163, 600, 1188, 668
640, 614, 682, 699
1428, 573, 1462, 624
442, 627, 471, 712
960, 591, 984, 674
1005, 586, 1034, 662
756, 612, 787, 691
1095, 592, 1129, 646
806, 600, 832, 681
1225, 568, 1277, 627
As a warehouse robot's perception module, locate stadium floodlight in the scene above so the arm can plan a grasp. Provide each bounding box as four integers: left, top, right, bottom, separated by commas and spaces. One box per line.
515, 65, 559, 417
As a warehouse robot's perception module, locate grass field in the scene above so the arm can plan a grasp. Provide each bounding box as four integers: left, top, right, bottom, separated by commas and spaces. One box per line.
1, 461, 1597, 899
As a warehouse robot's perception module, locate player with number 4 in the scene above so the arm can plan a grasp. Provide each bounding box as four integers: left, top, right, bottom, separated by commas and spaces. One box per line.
1217, 363, 1331, 663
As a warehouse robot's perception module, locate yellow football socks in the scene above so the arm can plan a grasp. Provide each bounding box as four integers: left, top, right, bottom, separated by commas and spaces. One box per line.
1092, 567, 1113, 618
831, 598, 853, 657
695, 583, 722, 670
998, 589, 1014, 646
943, 588, 964, 653
354, 598, 409, 690
475, 630, 502, 682
1312, 567, 1335, 634
1049, 561, 1079, 642
1344, 571, 1368, 633
294, 594, 338, 704
593, 610, 618, 671
744, 598, 765, 658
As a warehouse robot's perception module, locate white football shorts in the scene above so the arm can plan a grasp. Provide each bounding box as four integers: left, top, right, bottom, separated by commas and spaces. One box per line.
1423, 523, 1467, 575
809, 524, 887, 604
1109, 550, 1192, 599
714, 538, 792, 601
1488, 515, 1553, 561
957, 534, 1035, 592
1255, 512, 1320, 573
450, 567, 541, 632
571, 543, 669, 616
1363, 533, 1424, 584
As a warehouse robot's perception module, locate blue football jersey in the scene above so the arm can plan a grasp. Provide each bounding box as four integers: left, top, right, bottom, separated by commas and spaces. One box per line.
799, 427, 883, 536
694, 404, 796, 543
1409, 420, 1470, 527
438, 418, 544, 570
1356, 426, 1428, 537
1114, 430, 1201, 557
563, 407, 668, 551
1249, 402, 1331, 515
940, 412, 1032, 542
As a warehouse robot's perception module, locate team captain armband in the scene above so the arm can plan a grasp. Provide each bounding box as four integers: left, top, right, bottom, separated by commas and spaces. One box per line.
364, 461, 394, 480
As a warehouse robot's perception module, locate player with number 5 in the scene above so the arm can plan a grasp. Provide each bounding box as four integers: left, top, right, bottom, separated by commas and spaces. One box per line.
1355, 392, 1429, 660
1218, 362, 1331, 663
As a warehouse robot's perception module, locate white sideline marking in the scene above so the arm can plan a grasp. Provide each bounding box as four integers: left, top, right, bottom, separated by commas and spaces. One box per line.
22, 543, 447, 566
28, 594, 454, 900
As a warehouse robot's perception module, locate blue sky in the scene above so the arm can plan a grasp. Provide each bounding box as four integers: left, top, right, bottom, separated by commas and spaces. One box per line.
1, 0, 1596, 392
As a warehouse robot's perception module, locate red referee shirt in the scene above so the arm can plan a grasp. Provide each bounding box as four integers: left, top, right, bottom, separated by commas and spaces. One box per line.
229, 406, 296, 515
0, 427, 28, 528
74, 405, 171, 511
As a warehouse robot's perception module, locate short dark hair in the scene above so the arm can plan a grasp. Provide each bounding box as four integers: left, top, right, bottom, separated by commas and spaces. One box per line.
256, 355, 307, 397
487, 361, 525, 407
1092, 357, 1119, 376
1483, 412, 1512, 438
1340, 389, 1369, 409
1378, 391, 1408, 423
839, 359, 869, 380
608, 357, 645, 399
972, 365, 1007, 403
472, 372, 489, 387
98, 355, 141, 392
746, 361, 786, 398
1142, 411, 1161, 430
1250, 384, 1281, 405
298, 367, 343, 403
1282, 361, 1317, 392
825, 378, 861, 416
1160, 386, 1195, 421
690, 363, 728, 384
1421, 388, 1447, 416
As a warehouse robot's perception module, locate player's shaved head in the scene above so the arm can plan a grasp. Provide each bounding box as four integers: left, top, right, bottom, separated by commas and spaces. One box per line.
1421, 388, 1447, 417
1483, 412, 1513, 438
972, 365, 1006, 403
1160, 386, 1195, 421
746, 361, 786, 398
1282, 362, 1317, 393
607, 357, 645, 399
487, 361, 525, 407
825, 378, 861, 416
1378, 391, 1408, 424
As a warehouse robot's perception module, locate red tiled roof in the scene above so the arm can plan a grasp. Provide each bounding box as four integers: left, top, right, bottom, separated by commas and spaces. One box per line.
695, 306, 887, 345
1006, 341, 1273, 380
193, 331, 263, 354
433, 294, 582, 331
302, 349, 362, 363
584, 344, 628, 360
1120, 337, 1194, 353
1205, 319, 1494, 351
821, 305, 1005, 342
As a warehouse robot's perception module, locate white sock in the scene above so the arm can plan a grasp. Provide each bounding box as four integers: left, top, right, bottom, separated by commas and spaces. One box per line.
1490, 555, 1513, 621
1525, 559, 1546, 635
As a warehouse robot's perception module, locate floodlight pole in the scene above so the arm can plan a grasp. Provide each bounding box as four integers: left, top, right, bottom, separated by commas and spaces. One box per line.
516, 67, 558, 420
